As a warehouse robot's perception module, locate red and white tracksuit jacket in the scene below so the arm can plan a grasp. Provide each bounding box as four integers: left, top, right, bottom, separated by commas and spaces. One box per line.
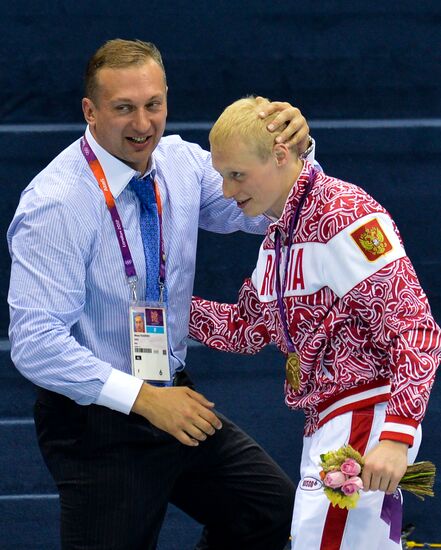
190, 160, 441, 446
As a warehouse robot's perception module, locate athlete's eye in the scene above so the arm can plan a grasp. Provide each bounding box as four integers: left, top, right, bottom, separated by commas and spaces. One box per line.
230, 172, 243, 180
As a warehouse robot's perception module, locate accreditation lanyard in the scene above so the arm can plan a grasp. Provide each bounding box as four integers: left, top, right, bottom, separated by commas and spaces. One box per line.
274, 175, 315, 354
80, 135, 166, 303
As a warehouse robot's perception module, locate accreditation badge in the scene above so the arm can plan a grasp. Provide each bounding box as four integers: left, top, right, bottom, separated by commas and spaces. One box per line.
129, 302, 171, 382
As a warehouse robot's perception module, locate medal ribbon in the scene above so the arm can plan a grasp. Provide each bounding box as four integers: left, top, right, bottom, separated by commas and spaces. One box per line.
380, 492, 403, 544
274, 174, 315, 353
80, 135, 166, 302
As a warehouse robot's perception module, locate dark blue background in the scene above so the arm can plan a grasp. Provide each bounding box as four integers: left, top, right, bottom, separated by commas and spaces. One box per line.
1, 2, 440, 548
1, 1, 441, 123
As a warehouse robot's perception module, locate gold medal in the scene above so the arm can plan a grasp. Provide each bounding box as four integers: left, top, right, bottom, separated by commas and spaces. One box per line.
286, 352, 301, 391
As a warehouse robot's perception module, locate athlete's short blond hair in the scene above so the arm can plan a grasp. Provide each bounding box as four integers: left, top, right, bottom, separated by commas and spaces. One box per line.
209, 96, 288, 161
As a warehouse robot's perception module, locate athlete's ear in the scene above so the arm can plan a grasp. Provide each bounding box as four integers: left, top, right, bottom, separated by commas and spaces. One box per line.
273, 143, 289, 166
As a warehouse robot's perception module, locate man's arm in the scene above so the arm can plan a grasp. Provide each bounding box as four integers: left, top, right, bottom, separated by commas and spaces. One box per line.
7, 195, 114, 405
8, 192, 223, 447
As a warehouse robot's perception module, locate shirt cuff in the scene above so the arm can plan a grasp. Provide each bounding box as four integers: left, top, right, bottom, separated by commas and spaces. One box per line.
300, 136, 315, 163
95, 368, 143, 414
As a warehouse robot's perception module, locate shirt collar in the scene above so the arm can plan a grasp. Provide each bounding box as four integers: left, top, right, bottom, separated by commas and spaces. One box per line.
85, 126, 157, 198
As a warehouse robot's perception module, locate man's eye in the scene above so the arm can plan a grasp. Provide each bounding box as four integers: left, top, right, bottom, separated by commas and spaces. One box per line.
147, 101, 162, 111
115, 105, 132, 113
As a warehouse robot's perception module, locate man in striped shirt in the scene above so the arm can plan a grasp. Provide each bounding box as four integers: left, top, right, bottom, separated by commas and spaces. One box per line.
8, 39, 312, 549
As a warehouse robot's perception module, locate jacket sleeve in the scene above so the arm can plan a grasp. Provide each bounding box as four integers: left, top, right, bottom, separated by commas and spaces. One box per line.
325, 211, 441, 446
344, 256, 440, 446
190, 278, 271, 354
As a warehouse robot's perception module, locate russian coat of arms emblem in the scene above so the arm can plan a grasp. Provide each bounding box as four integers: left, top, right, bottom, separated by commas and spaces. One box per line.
351, 218, 393, 261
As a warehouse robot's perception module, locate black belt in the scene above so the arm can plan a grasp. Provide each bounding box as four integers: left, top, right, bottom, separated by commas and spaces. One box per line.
172, 369, 194, 388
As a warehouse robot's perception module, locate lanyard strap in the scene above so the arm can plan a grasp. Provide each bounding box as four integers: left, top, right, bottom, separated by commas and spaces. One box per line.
80, 135, 166, 302
274, 174, 315, 353
151, 177, 166, 291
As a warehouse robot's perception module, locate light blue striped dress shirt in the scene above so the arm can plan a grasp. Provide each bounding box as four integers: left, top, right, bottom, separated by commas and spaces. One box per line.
7, 127, 270, 413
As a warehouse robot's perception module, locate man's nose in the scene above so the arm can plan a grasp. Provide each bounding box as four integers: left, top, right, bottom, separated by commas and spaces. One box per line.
132, 109, 151, 133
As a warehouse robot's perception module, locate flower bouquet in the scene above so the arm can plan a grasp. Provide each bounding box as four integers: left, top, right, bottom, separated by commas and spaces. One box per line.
319, 445, 436, 510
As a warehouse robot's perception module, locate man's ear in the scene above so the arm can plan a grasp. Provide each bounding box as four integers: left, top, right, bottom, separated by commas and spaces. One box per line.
82, 98, 96, 125
273, 143, 289, 166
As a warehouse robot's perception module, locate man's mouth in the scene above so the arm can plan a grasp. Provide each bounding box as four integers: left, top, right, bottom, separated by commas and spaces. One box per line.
127, 136, 150, 144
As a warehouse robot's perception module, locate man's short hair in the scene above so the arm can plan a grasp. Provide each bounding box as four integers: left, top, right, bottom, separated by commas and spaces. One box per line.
85, 38, 166, 103
209, 96, 287, 161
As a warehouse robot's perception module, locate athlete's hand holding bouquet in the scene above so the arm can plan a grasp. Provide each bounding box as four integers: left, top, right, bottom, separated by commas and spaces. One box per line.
319, 445, 436, 510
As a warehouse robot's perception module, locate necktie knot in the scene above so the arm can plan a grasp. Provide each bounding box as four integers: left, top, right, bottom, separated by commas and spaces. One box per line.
130, 175, 155, 208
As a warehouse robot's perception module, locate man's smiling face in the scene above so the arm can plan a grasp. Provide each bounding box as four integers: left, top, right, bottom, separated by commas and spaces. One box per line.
82, 59, 167, 174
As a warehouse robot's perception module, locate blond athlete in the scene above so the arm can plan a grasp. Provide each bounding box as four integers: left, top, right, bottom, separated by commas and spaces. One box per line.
190, 97, 441, 550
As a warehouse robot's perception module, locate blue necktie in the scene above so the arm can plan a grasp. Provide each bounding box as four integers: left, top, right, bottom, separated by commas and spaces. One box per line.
130, 175, 160, 301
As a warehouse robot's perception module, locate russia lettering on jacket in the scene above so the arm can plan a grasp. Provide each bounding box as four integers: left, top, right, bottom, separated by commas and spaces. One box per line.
257, 246, 305, 300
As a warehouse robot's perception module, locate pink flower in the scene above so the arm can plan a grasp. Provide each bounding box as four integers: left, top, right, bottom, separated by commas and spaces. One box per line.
341, 458, 362, 477
341, 476, 363, 496
323, 471, 347, 489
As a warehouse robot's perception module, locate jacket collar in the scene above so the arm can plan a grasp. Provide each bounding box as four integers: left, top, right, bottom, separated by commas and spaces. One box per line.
264, 160, 316, 246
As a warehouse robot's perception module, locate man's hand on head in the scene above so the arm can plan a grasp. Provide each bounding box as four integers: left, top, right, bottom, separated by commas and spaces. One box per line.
256, 97, 310, 155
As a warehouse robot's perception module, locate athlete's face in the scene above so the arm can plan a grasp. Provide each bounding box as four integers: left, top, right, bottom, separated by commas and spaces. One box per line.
211, 139, 289, 218
82, 60, 167, 174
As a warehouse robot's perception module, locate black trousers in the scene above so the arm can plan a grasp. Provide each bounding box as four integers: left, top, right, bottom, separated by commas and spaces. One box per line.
34, 386, 294, 550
